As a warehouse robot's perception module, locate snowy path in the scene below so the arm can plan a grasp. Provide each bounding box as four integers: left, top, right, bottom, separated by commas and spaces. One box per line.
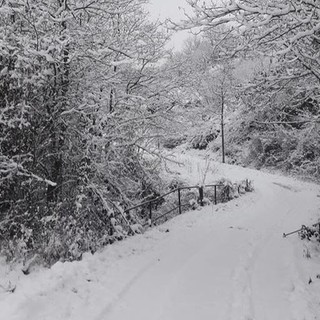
101, 152, 320, 320
102, 166, 317, 320
1, 150, 320, 320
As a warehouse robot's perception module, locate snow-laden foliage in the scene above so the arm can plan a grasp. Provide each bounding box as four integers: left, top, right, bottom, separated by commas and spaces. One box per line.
168, 0, 320, 178
0, 0, 180, 265
299, 224, 320, 243
223, 91, 320, 177
179, 0, 320, 120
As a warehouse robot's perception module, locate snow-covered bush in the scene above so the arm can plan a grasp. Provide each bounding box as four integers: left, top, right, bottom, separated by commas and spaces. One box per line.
190, 129, 219, 150
299, 225, 320, 243
225, 96, 320, 180
215, 178, 254, 202
162, 136, 187, 149
287, 127, 320, 176
167, 177, 188, 191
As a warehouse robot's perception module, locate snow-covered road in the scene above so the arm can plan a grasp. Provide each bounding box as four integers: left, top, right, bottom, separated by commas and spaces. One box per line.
1, 150, 320, 320
103, 157, 319, 320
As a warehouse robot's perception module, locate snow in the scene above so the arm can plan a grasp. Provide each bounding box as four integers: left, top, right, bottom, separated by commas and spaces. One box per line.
1, 149, 320, 320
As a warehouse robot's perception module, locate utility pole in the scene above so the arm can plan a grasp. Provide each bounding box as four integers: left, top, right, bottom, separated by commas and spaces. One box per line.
221, 89, 225, 163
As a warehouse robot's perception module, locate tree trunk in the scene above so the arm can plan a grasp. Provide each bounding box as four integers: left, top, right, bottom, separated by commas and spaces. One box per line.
47, 5, 69, 203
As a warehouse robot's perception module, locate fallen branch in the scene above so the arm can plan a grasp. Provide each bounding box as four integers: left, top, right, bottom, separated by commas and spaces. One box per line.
283, 222, 320, 238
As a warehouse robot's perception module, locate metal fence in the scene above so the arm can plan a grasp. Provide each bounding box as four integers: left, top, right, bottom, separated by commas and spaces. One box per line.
123, 184, 225, 228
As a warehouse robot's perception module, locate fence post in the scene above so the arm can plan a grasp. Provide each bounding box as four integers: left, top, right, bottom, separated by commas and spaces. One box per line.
214, 185, 217, 205
199, 186, 204, 207
178, 188, 182, 214
149, 202, 152, 226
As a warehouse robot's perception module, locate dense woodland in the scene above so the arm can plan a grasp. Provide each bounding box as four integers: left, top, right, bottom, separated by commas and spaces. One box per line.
0, 0, 319, 265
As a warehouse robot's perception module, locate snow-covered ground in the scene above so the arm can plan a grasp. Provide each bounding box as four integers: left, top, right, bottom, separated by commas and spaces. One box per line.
1, 150, 320, 320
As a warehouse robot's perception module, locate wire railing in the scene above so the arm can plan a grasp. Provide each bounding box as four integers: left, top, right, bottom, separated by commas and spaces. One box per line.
123, 184, 225, 228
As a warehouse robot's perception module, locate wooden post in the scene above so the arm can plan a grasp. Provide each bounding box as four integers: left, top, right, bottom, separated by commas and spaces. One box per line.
178, 188, 182, 214
214, 185, 217, 205
199, 186, 204, 207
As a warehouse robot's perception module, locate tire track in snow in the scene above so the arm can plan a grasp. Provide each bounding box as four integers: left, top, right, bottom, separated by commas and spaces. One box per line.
247, 181, 318, 320
93, 259, 158, 320
102, 152, 320, 320
100, 222, 224, 320
228, 234, 258, 320
227, 180, 302, 320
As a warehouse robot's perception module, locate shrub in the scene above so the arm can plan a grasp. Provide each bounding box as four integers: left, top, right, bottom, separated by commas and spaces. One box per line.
190, 129, 219, 150
162, 136, 187, 149
299, 225, 320, 242
216, 178, 254, 202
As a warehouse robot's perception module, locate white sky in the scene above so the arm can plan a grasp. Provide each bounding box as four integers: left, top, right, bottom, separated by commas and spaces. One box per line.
146, 0, 193, 51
